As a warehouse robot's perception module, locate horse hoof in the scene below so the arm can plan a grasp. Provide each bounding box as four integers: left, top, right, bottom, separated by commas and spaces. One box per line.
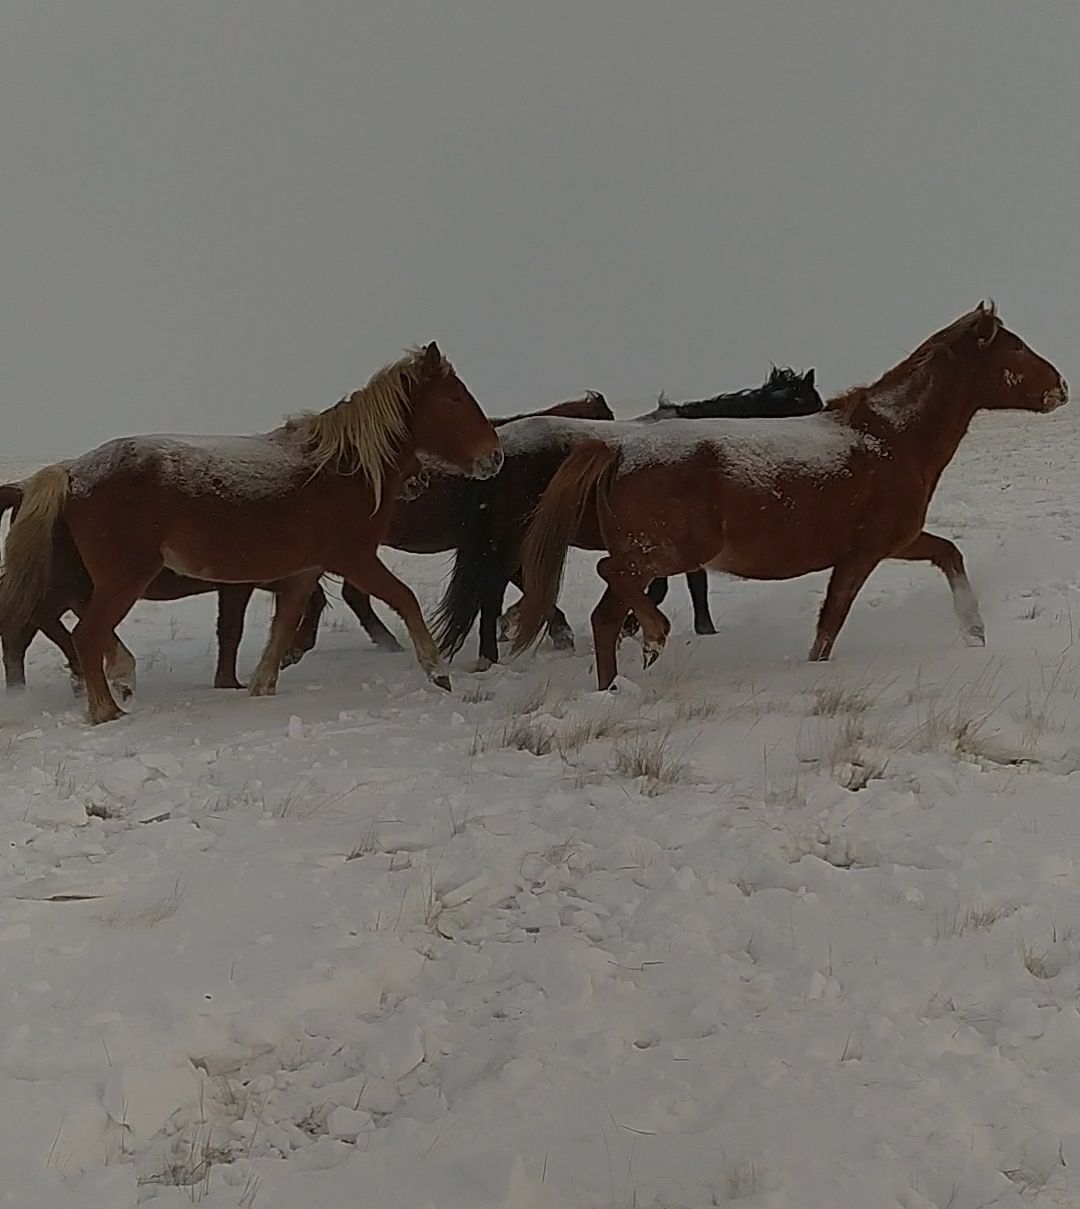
642, 642, 663, 670
963, 626, 986, 647
88, 704, 126, 725
280, 648, 303, 669
549, 632, 575, 651
248, 681, 277, 698
431, 673, 452, 692
468, 658, 494, 673
694, 622, 718, 636
214, 678, 245, 690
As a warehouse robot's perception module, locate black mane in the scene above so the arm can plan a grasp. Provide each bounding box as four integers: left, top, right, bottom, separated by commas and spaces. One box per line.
657, 366, 822, 420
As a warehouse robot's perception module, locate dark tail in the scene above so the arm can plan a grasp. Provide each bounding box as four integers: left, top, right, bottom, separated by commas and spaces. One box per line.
431, 478, 503, 657
511, 440, 619, 654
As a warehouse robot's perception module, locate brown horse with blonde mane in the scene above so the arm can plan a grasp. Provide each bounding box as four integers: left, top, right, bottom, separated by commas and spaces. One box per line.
0, 393, 608, 696
0, 342, 502, 723
323, 391, 614, 653
510, 303, 1067, 688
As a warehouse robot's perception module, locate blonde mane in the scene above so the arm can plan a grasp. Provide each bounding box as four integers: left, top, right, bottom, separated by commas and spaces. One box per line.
288, 346, 448, 508
829, 302, 1002, 420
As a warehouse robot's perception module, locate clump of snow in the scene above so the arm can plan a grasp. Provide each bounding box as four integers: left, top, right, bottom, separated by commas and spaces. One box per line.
4, 407, 1080, 1206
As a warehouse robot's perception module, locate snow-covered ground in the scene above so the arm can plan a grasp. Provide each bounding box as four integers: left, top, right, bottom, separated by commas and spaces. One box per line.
4, 405, 1080, 1209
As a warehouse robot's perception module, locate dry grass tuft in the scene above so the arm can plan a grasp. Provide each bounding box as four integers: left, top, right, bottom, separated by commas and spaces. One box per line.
936, 903, 1015, 939
554, 710, 635, 757
614, 730, 687, 794
500, 716, 556, 757
461, 685, 494, 704
1018, 937, 1056, 980
810, 676, 871, 718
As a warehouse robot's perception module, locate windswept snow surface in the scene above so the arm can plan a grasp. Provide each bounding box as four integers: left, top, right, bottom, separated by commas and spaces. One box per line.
5, 408, 1080, 1208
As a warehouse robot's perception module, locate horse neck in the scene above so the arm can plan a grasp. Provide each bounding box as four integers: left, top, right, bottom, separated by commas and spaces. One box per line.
867, 360, 982, 485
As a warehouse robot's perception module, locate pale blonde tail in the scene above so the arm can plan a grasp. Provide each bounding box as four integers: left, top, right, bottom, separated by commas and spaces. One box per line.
0, 464, 69, 633
512, 441, 619, 654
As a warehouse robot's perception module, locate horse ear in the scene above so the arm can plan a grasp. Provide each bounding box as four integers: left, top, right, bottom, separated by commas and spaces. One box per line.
804, 368, 815, 385
974, 310, 999, 348
422, 341, 444, 374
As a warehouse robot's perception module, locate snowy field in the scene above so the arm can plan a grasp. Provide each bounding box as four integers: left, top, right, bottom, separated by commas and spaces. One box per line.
4, 405, 1080, 1209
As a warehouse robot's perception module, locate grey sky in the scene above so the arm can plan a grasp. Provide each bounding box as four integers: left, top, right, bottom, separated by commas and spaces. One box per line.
2, 0, 1078, 456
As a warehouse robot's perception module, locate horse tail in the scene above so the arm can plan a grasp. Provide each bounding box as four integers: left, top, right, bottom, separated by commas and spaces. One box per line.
511, 440, 619, 654
431, 478, 498, 657
0, 465, 69, 634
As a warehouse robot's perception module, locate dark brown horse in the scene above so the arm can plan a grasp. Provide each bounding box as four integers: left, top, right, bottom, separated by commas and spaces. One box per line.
432, 367, 823, 664
0, 343, 502, 723
510, 304, 1067, 688
0, 393, 609, 695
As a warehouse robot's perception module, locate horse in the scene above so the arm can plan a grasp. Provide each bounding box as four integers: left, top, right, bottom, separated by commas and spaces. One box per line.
0, 342, 502, 723
432, 366, 823, 664
501, 365, 824, 642
0, 393, 610, 696
509, 303, 1067, 689
320, 392, 616, 654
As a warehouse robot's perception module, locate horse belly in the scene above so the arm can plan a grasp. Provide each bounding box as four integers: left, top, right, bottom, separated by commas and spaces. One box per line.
706, 507, 858, 581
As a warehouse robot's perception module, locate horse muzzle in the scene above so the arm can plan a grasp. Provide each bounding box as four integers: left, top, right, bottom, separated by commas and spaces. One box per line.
471, 447, 505, 480
1043, 378, 1069, 411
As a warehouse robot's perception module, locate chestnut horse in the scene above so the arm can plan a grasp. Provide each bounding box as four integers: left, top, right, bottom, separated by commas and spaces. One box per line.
432, 367, 823, 664
0, 343, 502, 722
0, 491, 317, 695
0, 394, 608, 696
510, 303, 1067, 688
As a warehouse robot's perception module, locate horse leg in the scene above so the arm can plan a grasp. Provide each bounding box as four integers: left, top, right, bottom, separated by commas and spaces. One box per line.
894, 531, 985, 646
496, 599, 519, 643
338, 556, 451, 690
546, 604, 575, 651
64, 603, 133, 700
687, 570, 717, 635
808, 555, 881, 662
341, 580, 403, 652
591, 587, 630, 690
72, 582, 153, 724
248, 573, 320, 697
507, 571, 574, 651
622, 577, 669, 639
102, 633, 136, 700
2, 623, 34, 689
215, 584, 253, 688
282, 582, 327, 668
595, 555, 673, 687
475, 575, 507, 670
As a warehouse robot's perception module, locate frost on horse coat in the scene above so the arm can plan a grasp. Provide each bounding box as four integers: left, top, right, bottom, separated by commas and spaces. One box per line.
511, 303, 1068, 689
0, 343, 503, 723
433, 367, 823, 664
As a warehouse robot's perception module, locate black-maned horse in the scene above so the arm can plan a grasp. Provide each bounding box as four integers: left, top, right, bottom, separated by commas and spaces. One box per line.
435, 366, 823, 664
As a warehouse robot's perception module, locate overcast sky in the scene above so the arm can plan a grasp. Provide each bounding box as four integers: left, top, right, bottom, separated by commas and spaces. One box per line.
2, 0, 1078, 456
